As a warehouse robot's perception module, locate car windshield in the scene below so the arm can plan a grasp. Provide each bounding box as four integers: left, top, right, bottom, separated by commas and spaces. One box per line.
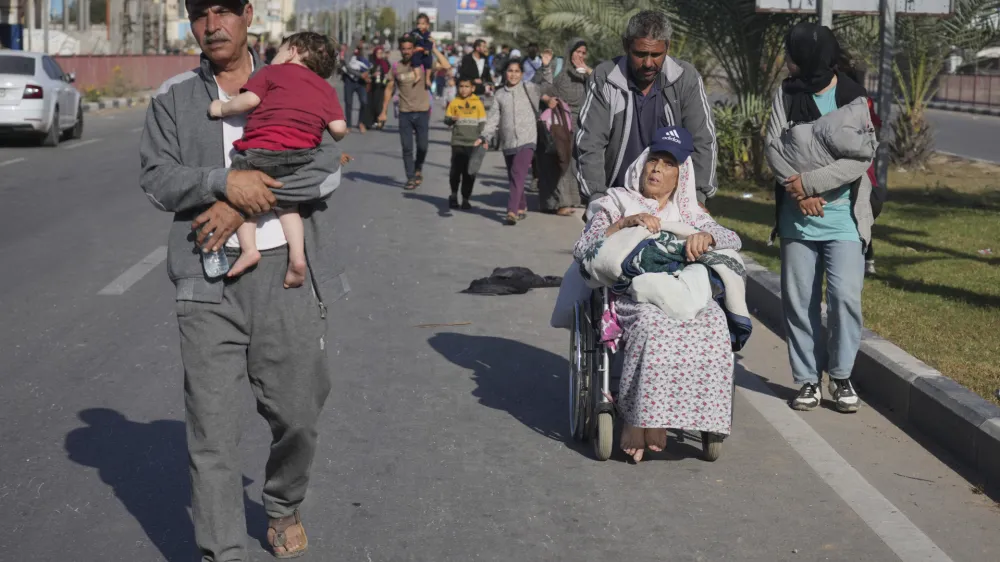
0, 56, 36, 76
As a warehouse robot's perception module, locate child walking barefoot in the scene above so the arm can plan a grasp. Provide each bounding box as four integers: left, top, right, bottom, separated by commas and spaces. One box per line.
210, 31, 348, 288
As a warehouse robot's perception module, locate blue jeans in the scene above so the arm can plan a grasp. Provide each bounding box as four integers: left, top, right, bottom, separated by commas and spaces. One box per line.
343, 80, 367, 128
780, 239, 864, 385
398, 111, 429, 181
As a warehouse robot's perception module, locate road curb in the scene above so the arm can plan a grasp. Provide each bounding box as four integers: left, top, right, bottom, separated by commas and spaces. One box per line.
928, 100, 1000, 117
81, 95, 151, 113
741, 254, 1000, 497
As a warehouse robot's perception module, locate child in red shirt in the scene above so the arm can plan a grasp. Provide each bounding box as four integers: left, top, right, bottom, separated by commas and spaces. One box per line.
210, 31, 348, 288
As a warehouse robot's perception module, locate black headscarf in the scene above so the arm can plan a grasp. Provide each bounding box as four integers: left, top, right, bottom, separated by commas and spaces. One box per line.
782, 22, 867, 123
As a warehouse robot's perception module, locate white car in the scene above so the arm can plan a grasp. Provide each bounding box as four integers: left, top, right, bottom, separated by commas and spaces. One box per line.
0, 51, 84, 146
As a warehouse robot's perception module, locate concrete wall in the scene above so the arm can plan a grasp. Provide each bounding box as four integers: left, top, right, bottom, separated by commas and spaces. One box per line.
53, 54, 200, 90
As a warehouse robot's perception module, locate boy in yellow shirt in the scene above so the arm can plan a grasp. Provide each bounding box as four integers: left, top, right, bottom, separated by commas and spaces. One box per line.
444, 78, 487, 210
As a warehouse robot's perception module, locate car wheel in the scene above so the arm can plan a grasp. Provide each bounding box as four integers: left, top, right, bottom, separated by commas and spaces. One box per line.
69, 106, 84, 140
41, 108, 60, 147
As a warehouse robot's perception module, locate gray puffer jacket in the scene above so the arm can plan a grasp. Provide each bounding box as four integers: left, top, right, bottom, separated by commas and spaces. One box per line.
766, 90, 886, 251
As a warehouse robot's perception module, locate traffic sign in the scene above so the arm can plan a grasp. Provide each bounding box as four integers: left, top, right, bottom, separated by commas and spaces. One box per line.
756, 0, 953, 14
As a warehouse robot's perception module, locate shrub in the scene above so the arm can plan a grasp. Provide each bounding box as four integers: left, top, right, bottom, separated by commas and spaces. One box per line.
104, 66, 136, 98
82, 87, 103, 103
712, 94, 771, 183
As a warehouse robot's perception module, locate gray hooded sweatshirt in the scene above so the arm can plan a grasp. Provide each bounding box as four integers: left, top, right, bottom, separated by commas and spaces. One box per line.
574, 55, 717, 203
139, 51, 343, 304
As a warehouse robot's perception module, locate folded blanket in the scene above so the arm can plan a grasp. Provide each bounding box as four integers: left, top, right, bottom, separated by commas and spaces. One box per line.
581, 224, 753, 351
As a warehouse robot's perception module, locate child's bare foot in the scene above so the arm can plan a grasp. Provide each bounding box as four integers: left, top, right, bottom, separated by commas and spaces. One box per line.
227, 249, 260, 278
621, 423, 646, 463
283, 257, 307, 289
645, 428, 667, 452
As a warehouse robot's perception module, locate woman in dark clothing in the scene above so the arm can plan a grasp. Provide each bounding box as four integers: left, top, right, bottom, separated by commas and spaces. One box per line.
538, 38, 589, 215
364, 46, 391, 131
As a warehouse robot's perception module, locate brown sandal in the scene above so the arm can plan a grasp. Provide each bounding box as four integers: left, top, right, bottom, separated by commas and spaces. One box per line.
267, 511, 308, 559
414, 171, 423, 186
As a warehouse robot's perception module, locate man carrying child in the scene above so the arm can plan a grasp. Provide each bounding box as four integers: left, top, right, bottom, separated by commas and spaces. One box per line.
444, 77, 488, 210
139, 2, 343, 559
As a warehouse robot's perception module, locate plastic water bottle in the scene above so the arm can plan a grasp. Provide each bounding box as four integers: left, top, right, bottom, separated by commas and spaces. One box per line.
201, 232, 230, 278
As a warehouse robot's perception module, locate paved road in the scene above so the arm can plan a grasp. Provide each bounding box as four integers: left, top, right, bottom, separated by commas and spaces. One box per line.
926, 108, 1000, 163
1, 106, 998, 562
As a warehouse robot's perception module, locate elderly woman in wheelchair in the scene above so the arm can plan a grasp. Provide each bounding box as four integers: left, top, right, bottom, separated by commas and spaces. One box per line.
568, 127, 752, 463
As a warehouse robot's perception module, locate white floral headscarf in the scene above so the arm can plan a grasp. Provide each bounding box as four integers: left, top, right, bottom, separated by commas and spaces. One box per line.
591, 148, 706, 225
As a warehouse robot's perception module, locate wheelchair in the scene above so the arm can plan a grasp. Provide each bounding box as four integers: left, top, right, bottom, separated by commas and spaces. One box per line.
569, 287, 726, 462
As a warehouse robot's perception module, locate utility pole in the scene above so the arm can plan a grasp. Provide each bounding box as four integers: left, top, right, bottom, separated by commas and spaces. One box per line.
817, 0, 833, 27
347, 0, 354, 47
79, 0, 85, 31
26, 0, 34, 51
158, 1, 164, 54
43, 0, 49, 54
63, 0, 69, 30
875, 0, 896, 191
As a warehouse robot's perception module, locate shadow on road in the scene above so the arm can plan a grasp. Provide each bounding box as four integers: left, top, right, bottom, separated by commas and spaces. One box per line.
404, 191, 506, 222
343, 170, 404, 188
427, 332, 571, 445
64, 408, 269, 561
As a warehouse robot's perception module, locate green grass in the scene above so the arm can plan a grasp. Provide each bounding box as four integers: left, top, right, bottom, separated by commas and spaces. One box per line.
712, 155, 1000, 405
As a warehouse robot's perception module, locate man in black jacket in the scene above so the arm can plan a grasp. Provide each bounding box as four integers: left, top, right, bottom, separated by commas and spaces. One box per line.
459, 39, 493, 97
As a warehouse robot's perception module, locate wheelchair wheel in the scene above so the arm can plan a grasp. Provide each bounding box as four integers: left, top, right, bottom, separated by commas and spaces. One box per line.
568, 302, 590, 442
594, 412, 614, 461
702, 432, 724, 462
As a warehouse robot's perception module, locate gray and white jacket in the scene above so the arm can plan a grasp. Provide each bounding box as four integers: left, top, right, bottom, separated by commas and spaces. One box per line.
481, 63, 552, 154
765, 91, 885, 250
574, 56, 717, 203
139, 51, 343, 303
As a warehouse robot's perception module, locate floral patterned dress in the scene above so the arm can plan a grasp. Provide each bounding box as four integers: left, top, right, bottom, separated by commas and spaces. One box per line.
573, 190, 742, 435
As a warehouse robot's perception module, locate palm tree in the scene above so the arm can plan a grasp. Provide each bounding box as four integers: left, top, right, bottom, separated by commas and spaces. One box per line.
538, 0, 657, 61
890, 0, 1000, 167
669, 0, 794, 101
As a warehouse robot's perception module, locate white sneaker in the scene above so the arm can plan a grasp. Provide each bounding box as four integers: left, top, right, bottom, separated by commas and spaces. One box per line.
829, 378, 860, 413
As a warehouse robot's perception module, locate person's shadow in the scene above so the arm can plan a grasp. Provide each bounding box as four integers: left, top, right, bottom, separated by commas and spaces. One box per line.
427, 332, 570, 443
64, 409, 269, 562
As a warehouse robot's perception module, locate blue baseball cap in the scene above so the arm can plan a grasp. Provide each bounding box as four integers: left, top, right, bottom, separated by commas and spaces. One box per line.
648, 126, 694, 163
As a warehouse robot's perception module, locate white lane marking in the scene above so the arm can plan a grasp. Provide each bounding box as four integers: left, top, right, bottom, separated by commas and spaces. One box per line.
130, 127, 144, 133
97, 246, 168, 295
62, 138, 102, 150
736, 368, 954, 562
0, 157, 26, 167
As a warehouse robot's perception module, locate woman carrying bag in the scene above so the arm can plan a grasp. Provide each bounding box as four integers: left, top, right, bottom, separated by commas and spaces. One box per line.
476, 54, 553, 225
766, 23, 883, 414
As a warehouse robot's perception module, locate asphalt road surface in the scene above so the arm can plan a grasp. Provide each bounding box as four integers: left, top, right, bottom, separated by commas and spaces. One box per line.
0, 105, 998, 562
926, 108, 1000, 163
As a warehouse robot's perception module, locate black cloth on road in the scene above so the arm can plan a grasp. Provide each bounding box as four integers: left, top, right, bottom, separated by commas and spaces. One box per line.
462, 267, 562, 295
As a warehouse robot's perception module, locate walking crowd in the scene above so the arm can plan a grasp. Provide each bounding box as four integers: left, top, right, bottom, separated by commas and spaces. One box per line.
140, 2, 884, 559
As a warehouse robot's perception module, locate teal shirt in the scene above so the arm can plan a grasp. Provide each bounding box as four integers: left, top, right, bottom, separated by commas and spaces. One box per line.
779, 87, 859, 242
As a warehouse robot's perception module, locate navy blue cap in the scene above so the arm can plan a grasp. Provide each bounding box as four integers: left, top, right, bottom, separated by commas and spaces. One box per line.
648, 126, 694, 163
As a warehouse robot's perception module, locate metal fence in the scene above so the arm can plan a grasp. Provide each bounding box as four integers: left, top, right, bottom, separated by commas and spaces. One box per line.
863, 72, 1000, 110
933, 74, 1000, 108
53, 55, 201, 91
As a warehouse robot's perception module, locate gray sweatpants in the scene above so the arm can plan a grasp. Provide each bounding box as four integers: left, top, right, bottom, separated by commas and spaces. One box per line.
176, 247, 330, 562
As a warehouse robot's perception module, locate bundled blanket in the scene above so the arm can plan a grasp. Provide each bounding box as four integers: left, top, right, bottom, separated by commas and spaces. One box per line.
766, 96, 877, 184
580, 223, 753, 351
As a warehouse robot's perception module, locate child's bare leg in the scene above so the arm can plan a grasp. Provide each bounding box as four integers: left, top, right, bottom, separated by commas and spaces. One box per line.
277, 208, 307, 288
228, 220, 261, 277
